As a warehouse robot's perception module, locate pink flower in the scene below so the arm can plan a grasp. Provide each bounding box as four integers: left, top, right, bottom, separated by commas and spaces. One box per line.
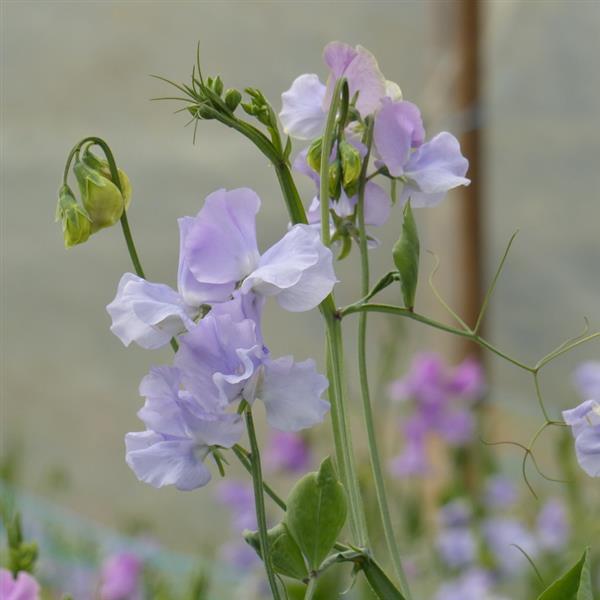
100, 553, 142, 600
0, 569, 40, 600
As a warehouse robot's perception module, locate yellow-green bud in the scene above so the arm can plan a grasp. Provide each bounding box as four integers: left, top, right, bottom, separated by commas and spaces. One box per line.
81, 149, 132, 210
55, 185, 91, 248
328, 160, 342, 200
74, 155, 128, 233
224, 88, 242, 112
339, 141, 362, 192
306, 137, 323, 173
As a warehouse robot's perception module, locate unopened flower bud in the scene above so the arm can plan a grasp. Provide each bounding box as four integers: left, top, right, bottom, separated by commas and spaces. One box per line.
306, 137, 322, 173
328, 160, 342, 201
81, 148, 132, 210
55, 184, 91, 248
74, 157, 126, 233
339, 141, 361, 193
212, 75, 224, 96
224, 88, 242, 112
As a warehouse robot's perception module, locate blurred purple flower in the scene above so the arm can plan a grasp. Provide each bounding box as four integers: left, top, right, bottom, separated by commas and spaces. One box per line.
435, 569, 497, 600
562, 399, 600, 477
0, 570, 40, 600
484, 475, 518, 510
438, 499, 472, 528
436, 527, 477, 569
217, 481, 257, 532
264, 431, 312, 474
99, 553, 142, 600
483, 517, 538, 576
389, 353, 485, 477
219, 541, 259, 571
537, 498, 569, 552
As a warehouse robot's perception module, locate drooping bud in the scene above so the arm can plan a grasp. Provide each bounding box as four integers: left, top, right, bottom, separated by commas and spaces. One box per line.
81, 148, 132, 210
224, 88, 242, 112
306, 137, 322, 173
73, 153, 129, 233
55, 185, 91, 248
339, 140, 362, 196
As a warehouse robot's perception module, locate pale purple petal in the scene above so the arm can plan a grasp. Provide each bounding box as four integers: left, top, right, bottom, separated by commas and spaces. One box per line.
100, 553, 142, 600
216, 481, 257, 531
177, 216, 236, 306
280, 74, 327, 140
323, 42, 386, 117
373, 98, 425, 177
293, 149, 320, 185
436, 409, 474, 445
125, 432, 211, 491
435, 569, 495, 600
0, 570, 40, 600
563, 399, 600, 436
209, 291, 266, 344
259, 356, 329, 431
175, 314, 264, 405
107, 273, 196, 349
389, 439, 429, 478
364, 181, 391, 226
448, 357, 486, 399
183, 188, 260, 288
400, 132, 470, 208
574, 361, 600, 400
574, 425, 600, 477
438, 499, 472, 527
242, 224, 337, 312
484, 475, 518, 509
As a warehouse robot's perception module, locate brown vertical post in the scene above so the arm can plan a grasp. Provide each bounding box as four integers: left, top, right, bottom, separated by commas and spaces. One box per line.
456, 0, 484, 357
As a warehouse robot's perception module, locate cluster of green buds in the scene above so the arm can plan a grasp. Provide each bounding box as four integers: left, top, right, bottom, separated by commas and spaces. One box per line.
56, 142, 131, 248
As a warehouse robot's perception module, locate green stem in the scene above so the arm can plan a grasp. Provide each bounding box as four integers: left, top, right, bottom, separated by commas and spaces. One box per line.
304, 577, 318, 600
355, 119, 412, 599
244, 408, 282, 600
340, 303, 534, 372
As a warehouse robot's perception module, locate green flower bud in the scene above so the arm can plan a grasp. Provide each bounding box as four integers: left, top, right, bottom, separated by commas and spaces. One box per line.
224, 88, 242, 112
339, 140, 362, 192
306, 137, 323, 173
328, 160, 342, 201
74, 155, 128, 233
81, 148, 132, 210
212, 75, 224, 96
55, 185, 91, 248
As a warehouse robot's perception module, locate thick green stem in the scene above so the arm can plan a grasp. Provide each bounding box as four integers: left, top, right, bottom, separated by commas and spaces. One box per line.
355, 120, 412, 599
304, 577, 318, 600
245, 408, 282, 600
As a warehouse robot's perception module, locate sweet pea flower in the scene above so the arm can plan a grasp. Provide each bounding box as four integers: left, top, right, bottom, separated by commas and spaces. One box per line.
436, 526, 477, 569
484, 475, 518, 509
125, 365, 243, 490
562, 399, 600, 477
0, 569, 40, 600
174, 313, 330, 432
216, 481, 257, 531
483, 517, 538, 576
435, 569, 504, 600
280, 42, 388, 140
99, 553, 142, 600
107, 188, 335, 349
180, 188, 336, 312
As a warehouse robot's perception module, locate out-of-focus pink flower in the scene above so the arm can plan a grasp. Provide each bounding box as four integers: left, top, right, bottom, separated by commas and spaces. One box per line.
0, 569, 40, 600
263, 431, 312, 474
99, 553, 142, 600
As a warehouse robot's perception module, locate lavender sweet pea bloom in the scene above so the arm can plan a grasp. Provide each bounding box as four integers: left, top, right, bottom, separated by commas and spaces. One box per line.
125, 365, 243, 490
181, 188, 336, 312
99, 553, 142, 600
0, 569, 40, 600
436, 527, 477, 569
562, 399, 600, 477
107, 273, 197, 349
217, 481, 257, 531
483, 517, 538, 575
174, 313, 329, 432
435, 569, 500, 600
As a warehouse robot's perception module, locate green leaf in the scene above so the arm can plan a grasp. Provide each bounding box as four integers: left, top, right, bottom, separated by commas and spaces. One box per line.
537, 548, 592, 600
244, 523, 308, 581
392, 201, 420, 309
284, 457, 347, 570
361, 555, 407, 600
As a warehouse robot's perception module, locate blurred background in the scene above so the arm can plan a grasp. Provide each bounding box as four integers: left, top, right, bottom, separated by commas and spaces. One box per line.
2, 1, 599, 598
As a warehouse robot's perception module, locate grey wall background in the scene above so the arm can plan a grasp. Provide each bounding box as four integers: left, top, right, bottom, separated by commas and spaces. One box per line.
2, 0, 599, 558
